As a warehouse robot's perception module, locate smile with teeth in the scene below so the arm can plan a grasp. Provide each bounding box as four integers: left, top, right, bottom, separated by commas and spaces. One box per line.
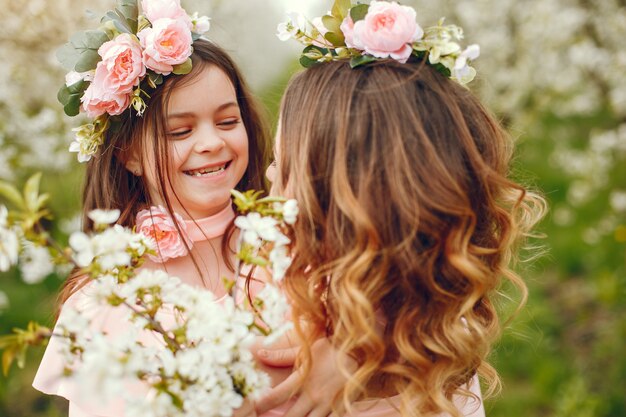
184, 162, 229, 177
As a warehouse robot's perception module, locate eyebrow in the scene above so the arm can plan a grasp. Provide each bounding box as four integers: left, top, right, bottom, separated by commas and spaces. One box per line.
168, 102, 239, 119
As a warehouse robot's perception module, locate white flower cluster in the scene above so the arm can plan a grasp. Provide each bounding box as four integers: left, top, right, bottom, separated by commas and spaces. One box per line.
234, 199, 298, 281
56, 269, 271, 417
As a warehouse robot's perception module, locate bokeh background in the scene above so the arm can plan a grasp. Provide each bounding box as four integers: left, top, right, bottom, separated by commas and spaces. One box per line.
1, 0, 625, 416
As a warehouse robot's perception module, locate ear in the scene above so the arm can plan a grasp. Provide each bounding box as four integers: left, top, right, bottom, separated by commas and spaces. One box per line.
121, 147, 143, 176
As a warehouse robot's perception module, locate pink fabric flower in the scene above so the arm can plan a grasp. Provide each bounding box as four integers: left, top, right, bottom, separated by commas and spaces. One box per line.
141, 0, 191, 28
136, 206, 191, 263
340, 16, 355, 48
352, 1, 423, 63
138, 18, 193, 75
81, 65, 131, 118
97, 34, 145, 95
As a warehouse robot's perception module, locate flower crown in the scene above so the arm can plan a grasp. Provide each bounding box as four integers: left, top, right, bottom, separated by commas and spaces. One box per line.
277, 0, 479, 85
57, 0, 210, 163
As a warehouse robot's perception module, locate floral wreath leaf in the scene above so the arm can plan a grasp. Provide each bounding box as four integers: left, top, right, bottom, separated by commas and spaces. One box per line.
172, 58, 193, 75
350, 54, 377, 68
58, 80, 89, 117
103, 10, 134, 34
331, 0, 351, 19
191, 32, 202, 42
57, 30, 108, 72
321, 15, 342, 34
324, 31, 345, 47
349, 4, 369, 23
117, 0, 139, 29
300, 45, 329, 68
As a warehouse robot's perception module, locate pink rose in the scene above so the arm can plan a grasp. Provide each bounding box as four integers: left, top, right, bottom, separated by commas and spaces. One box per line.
136, 206, 192, 263
81, 64, 131, 118
352, 1, 423, 63
141, 0, 192, 28
340, 16, 355, 48
97, 33, 145, 95
138, 18, 193, 75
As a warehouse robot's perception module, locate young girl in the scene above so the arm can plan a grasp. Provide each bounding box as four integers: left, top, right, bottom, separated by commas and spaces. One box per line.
257, 2, 545, 416
33, 8, 273, 416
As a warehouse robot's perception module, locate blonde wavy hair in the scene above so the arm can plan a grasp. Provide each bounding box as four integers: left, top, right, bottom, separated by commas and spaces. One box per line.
275, 60, 545, 416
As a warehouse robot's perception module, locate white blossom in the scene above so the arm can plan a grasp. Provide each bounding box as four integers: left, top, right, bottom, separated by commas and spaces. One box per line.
282, 199, 299, 225
0, 206, 19, 272
19, 241, 54, 284
88, 209, 121, 226
234, 213, 280, 247
191, 12, 211, 34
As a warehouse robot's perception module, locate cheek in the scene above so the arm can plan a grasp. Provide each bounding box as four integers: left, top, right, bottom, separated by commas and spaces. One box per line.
231, 128, 249, 169
265, 164, 276, 183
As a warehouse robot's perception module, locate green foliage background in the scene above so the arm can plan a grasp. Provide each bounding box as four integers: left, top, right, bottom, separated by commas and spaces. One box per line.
1, 0, 625, 416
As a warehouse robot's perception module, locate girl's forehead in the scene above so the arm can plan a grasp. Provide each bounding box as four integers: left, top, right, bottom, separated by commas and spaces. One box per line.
167, 66, 238, 115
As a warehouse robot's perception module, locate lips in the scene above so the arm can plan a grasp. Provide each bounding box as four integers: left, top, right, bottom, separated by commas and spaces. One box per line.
184, 161, 231, 177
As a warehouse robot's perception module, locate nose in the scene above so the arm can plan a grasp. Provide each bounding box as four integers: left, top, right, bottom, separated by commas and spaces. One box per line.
193, 123, 225, 153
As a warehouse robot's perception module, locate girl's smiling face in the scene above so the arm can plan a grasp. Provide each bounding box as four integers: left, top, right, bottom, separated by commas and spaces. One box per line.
130, 65, 249, 219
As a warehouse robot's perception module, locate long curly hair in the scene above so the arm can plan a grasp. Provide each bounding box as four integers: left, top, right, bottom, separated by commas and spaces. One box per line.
275, 59, 545, 416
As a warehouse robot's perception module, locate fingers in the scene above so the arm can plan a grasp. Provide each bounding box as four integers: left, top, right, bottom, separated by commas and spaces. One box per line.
255, 371, 301, 414
283, 395, 315, 417
233, 398, 257, 417
257, 346, 299, 367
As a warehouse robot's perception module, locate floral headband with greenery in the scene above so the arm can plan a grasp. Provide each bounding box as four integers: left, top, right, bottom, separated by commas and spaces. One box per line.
57, 0, 210, 163
277, 0, 479, 85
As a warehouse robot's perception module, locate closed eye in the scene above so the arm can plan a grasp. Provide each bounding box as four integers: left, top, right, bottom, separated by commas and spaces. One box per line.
168, 129, 192, 138
218, 118, 241, 128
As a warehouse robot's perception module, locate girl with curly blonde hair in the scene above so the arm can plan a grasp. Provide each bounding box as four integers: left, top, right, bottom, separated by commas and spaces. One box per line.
257, 53, 545, 417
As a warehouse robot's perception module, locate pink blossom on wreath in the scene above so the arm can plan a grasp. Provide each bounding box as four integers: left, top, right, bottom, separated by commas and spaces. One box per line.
141, 0, 192, 28
136, 205, 191, 263
138, 17, 193, 75
340, 16, 355, 48
352, 1, 423, 63
97, 33, 146, 95
81, 65, 131, 118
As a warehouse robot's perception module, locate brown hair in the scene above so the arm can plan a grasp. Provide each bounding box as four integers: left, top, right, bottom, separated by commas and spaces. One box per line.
59, 39, 271, 305
276, 60, 545, 416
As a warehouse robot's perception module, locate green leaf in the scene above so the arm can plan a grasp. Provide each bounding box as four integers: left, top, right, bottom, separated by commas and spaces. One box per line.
325, 31, 345, 47
57, 30, 109, 72
192, 32, 202, 42
350, 54, 377, 68
350, 4, 369, 22
103, 10, 133, 34
0, 181, 25, 209
2, 347, 16, 376
322, 15, 342, 33
58, 80, 88, 117
332, 0, 352, 19
23, 173, 42, 213
117, 0, 139, 32
172, 58, 193, 75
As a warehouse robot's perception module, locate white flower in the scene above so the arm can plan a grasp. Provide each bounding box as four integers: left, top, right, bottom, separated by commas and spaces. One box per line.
69, 231, 95, 267
282, 199, 299, 225
0, 224, 19, 273
269, 245, 291, 282
0, 205, 8, 227
88, 209, 121, 226
234, 213, 280, 247
69, 122, 104, 163
65, 70, 94, 87
19, 241, 54, 284
452, 44, 480, 84
191, 12, 211, 34
277, 12, 306, 41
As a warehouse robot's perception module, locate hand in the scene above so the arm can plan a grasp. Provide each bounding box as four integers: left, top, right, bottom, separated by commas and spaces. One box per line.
254, 338, 356, 417
233, 398, 257, 417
